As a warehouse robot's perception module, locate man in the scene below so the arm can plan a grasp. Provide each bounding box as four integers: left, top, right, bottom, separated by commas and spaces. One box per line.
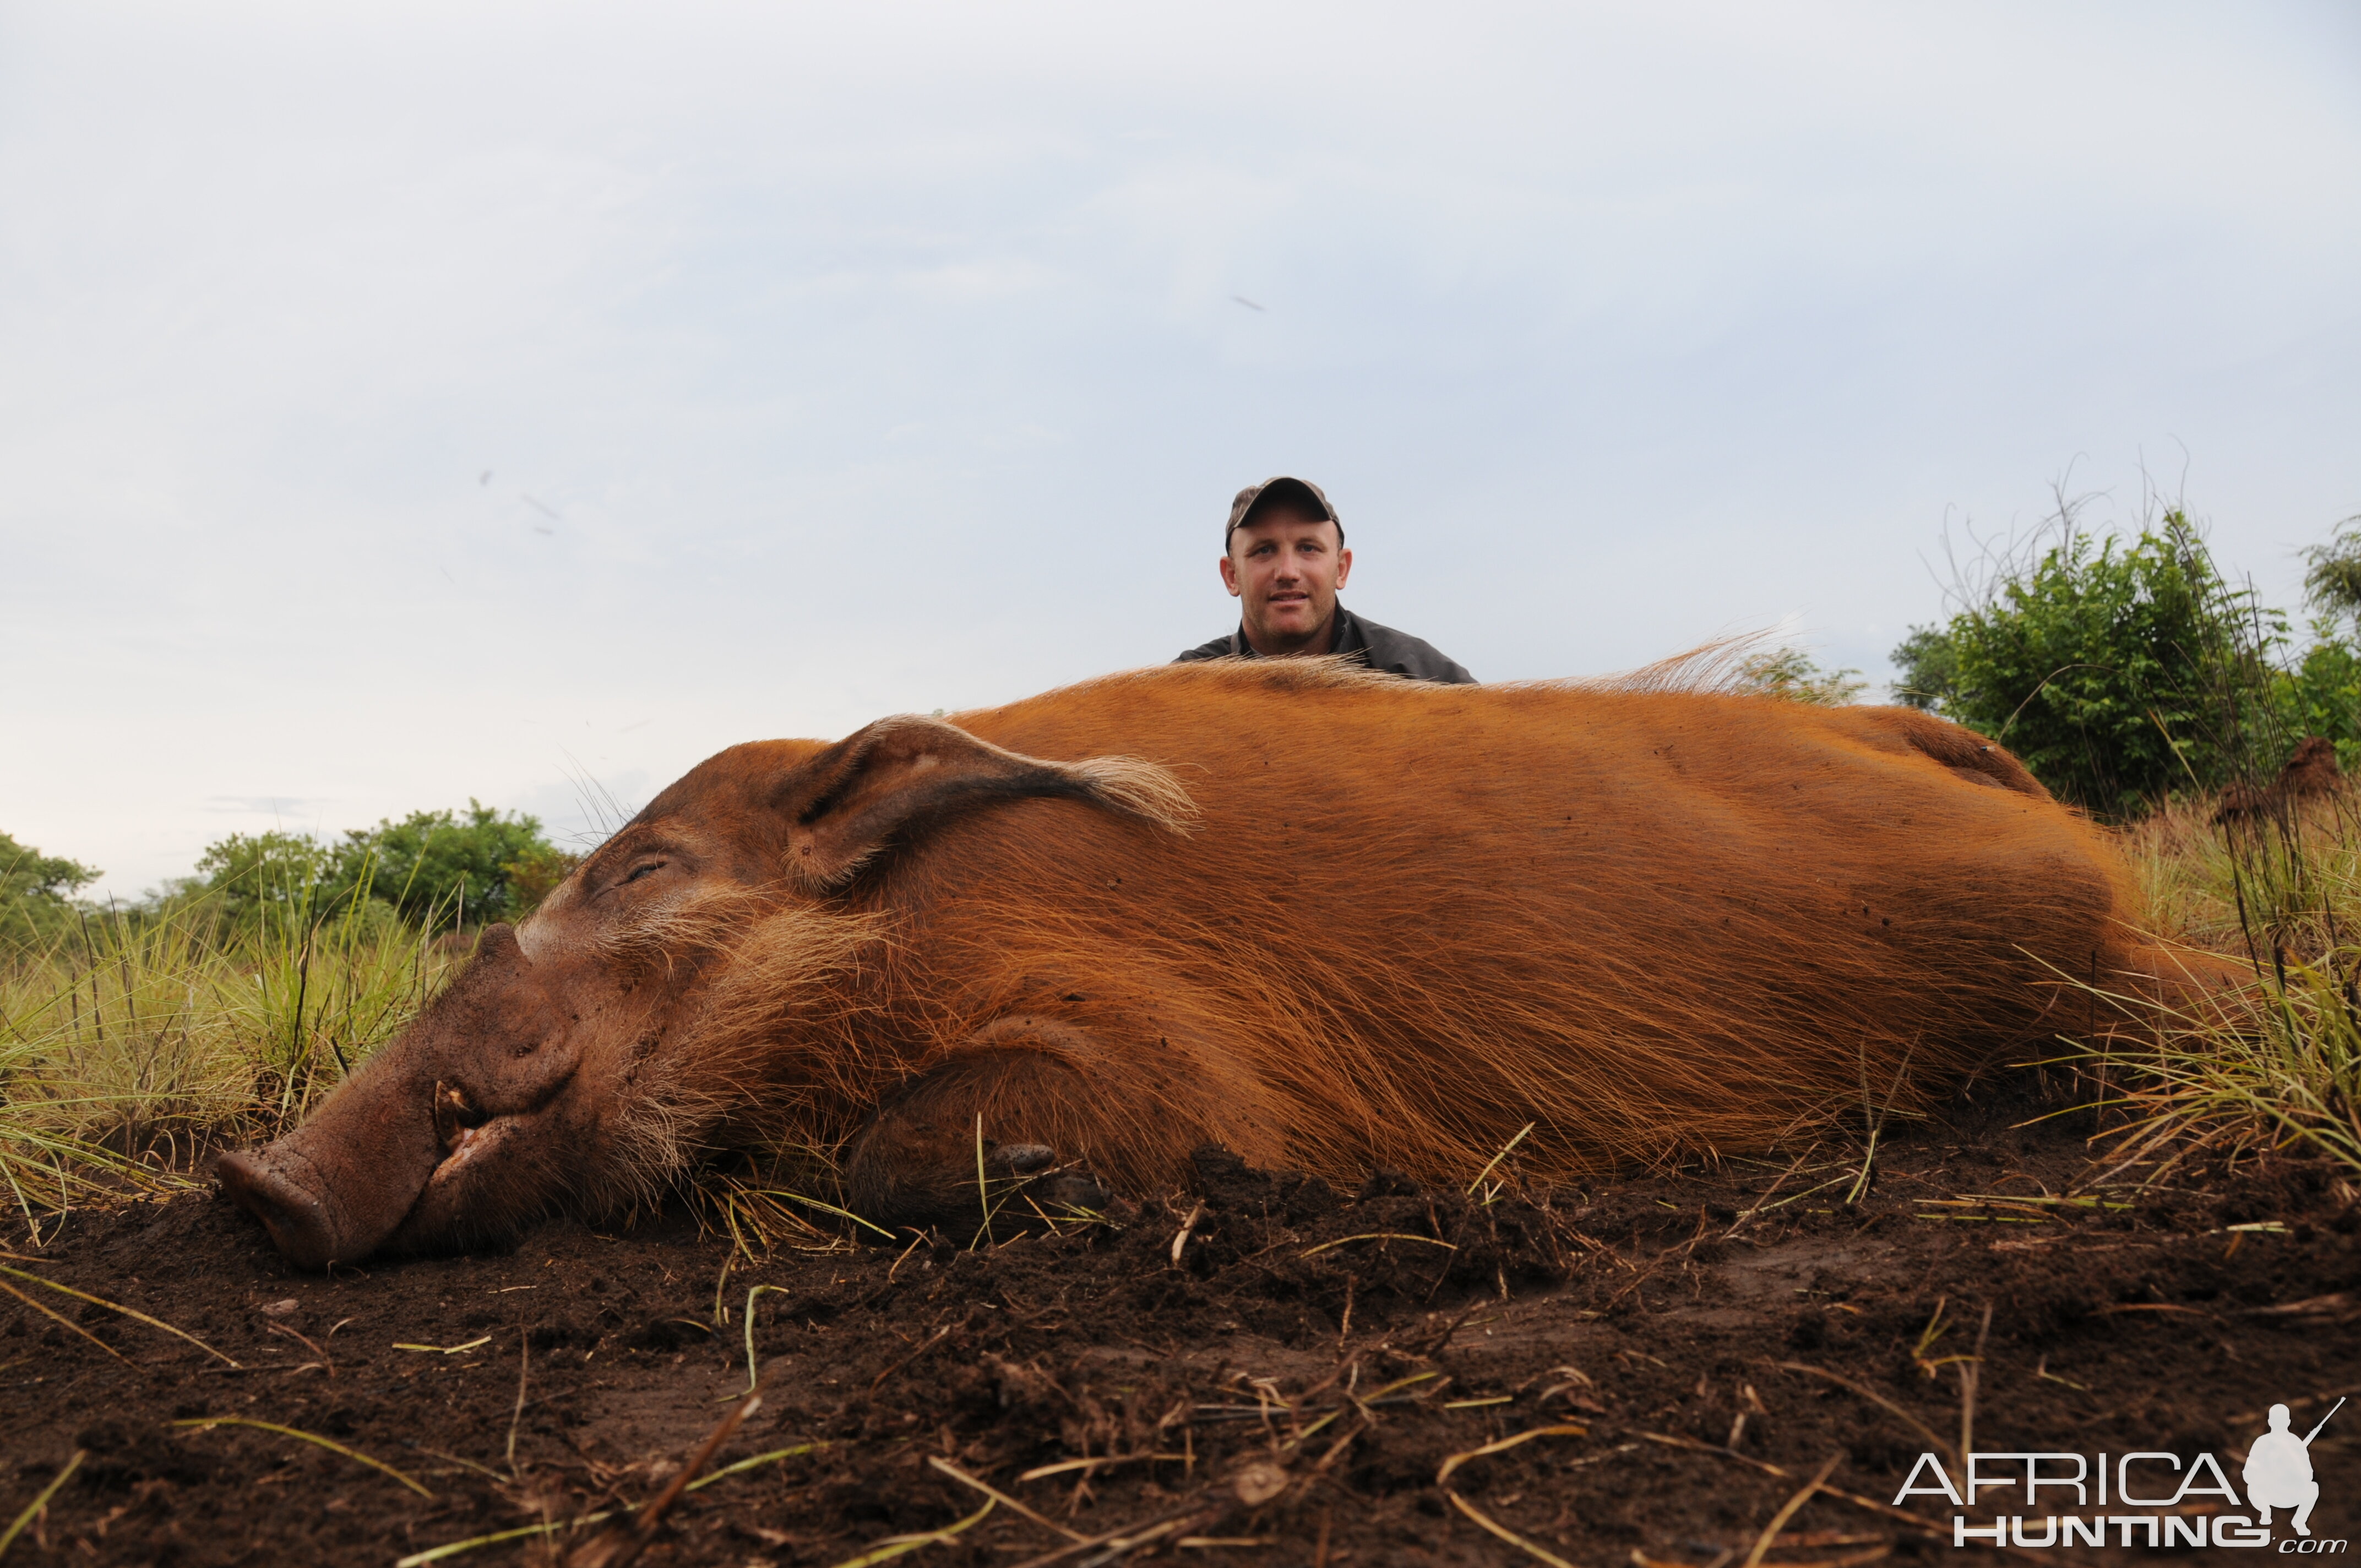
1174, 476, 1475, 683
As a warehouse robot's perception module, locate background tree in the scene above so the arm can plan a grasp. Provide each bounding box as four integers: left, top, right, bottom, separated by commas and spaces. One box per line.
1, 830, 100, 949
187, 830, 340, 934
182, 802, 575, 937
2300, 515, 2361, 634
328, 801, 559, 931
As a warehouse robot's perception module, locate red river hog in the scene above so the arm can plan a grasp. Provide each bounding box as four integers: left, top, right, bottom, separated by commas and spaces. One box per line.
217, 660, 2213, 1267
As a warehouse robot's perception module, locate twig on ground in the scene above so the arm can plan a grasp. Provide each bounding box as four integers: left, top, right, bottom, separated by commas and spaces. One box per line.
393, 1445, 819, 1568
871, 1314, 965, 1391
1170, 1203, 1206, 1266
564, 1388, 764, 1568
685, 1444, 822, 1491
1434, 1424, 1589, 1488
264, 1318, 332, 1373
395, 1512, 617, 1567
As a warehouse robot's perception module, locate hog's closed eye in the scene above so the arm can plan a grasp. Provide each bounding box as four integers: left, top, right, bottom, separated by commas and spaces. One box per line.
622, 861, 666, 885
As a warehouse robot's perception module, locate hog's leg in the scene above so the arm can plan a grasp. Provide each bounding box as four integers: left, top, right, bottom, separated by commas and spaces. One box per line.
844, 1052, 1108, 1237
844, 1016, 1282, 1237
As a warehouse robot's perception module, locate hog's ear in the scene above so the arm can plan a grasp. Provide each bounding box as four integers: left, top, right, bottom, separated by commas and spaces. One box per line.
771, 715, 1196, 890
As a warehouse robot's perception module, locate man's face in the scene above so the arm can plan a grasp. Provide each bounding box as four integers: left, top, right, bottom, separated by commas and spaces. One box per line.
1220, 507, 1353, 654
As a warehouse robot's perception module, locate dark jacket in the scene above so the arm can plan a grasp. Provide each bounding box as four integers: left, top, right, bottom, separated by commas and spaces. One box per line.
1174, 606, 1476, 684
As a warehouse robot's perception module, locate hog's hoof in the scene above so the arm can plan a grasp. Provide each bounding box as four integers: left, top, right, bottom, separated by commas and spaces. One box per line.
848, 1138, 1109, 1239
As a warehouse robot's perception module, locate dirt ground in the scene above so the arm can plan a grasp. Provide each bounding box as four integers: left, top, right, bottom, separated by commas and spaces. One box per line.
4, 1074, 2357, 1567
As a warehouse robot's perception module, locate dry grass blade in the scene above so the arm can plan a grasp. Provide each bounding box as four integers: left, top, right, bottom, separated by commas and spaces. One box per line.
927, 1457, 1085, 1542
0, 1264, 237, 1366
0, 1277, 124, 1362
1298, 1232, 1457, 1259
394, 1512, 618, 1567
685, 1443, 823, 1492
1435, 1423, 1591, 1568
171, 1418, 429, 1496
1003, 1502, 1206, 1568
1638, 1434, 1950, 1543
828, 1497, 995, 1568
0, 1451, 84, 1560
1017, 1453, 1187, 1482
1958, 1303, 1992, 1460
393, 1444, 819, 1568
743, 1284, 793, 1391
1776, 1363, 1956, 1468
735, 1183, 896, 1241
1444, 1493, 1579, 1568
1742, 1453, 1842, 1568
505, 1334, 529, 1476
1466, 1121, 1536, 1195
1434, 1424, 1588, 1488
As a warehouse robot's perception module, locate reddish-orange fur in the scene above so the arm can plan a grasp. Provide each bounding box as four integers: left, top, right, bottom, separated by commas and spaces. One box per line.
224, 658, 2227, 1262
663, 661, 2190, 1204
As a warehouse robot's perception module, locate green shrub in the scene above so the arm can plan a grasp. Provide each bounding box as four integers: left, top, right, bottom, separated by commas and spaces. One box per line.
1890, 511, 2270, 817
2283, 629, 2361, 774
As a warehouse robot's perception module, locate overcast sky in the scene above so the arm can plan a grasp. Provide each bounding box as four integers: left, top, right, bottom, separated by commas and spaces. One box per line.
6, 2, 2358, 899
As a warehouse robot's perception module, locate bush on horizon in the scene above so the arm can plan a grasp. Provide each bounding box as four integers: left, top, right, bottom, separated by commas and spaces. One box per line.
1891, 507, 2361, 819
186, 802, 575, 935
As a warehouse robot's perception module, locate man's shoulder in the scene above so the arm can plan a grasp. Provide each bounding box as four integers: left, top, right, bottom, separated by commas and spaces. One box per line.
1173, 632, 1241, 663
1349, 614, 1476, 684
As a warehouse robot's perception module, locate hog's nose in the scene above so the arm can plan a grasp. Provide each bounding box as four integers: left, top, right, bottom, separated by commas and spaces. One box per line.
218, 1149, 345, 1271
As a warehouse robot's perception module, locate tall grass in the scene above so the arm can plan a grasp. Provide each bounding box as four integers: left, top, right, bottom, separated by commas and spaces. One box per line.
2096, 794, 2361, 1179
0, 883, 460, 1238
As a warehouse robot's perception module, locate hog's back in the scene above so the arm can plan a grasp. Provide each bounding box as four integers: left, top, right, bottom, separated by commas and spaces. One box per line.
868, 663, 2140, 1173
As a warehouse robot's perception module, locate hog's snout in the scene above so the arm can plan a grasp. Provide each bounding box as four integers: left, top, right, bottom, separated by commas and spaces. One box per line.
219, 1058, 451, 1270
217, 1146, 356, 1271
219, 923, 588, 1268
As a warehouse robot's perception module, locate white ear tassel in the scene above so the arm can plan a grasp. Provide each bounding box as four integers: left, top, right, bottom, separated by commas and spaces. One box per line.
1068, 755, 1201, 835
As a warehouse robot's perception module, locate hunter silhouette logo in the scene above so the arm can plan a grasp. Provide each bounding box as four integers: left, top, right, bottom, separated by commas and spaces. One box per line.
1891, 1395, 2343, 1549
2249, 1398, 2341, 1539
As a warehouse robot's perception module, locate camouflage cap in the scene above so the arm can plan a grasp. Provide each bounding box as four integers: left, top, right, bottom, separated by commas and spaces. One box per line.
1225, 476, 1342, 547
